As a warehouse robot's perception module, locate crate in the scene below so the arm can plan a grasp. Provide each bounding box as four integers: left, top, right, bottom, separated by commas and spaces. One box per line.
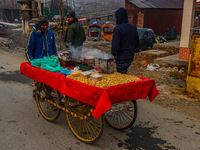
58, 58, 75, 67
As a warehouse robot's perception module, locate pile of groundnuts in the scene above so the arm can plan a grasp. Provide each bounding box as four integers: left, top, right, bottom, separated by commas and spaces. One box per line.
67, 72, 141, 88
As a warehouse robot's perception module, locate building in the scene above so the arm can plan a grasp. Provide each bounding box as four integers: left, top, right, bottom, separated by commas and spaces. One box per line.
125, 0, 184, 35
0, 0, 20, 22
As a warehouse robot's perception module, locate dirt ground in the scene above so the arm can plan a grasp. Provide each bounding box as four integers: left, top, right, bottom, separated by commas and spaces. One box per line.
1, 32, 200, 120
85, 41, 200, 120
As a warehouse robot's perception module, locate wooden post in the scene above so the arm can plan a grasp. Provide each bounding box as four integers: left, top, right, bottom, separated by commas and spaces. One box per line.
22, 20, 29, 34
38, 0, 42, 16
22, 20, 25, 34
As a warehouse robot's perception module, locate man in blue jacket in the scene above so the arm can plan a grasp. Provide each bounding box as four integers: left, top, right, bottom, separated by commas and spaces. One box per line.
25, 15, 57, 61
25, 15, 57, 98
111, 8, 139, 74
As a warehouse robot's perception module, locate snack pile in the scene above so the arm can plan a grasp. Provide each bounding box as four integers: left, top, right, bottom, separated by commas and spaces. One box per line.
67, 72, 141, 88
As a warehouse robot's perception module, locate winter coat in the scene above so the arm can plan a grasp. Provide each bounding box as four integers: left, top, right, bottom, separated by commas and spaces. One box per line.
111, 8, 139, 63
25, 24, 57, 61
65, 20, 86, 49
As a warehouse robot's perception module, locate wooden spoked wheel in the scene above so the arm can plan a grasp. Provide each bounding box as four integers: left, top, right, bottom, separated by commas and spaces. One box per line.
35, 82, 61, 122
105, 100, 137, 130
66, 97, 104, 144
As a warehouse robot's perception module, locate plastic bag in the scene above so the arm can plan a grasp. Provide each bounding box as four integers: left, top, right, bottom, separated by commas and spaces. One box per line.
41, 63, 47, 70
43, 56, 58, 67
30, 56, 72, 74
145, 63, 160, 71
30, 58, 43, 67
46, 64, 62, 72
71, 66, 82, 76
61, 68, 71, 75
71, 66, 80, 73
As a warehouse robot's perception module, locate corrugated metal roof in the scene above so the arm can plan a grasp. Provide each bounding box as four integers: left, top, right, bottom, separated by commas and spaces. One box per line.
128, 0, 184, 9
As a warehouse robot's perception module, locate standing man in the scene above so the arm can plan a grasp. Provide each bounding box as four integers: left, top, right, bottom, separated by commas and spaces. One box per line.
25, 15, 57, 61
111, 8, 139, 74
65, 10, 86, 60
25, 15, 57, 97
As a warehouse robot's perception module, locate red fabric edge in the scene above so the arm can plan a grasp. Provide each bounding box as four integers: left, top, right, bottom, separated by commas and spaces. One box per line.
20, 62, 159, 119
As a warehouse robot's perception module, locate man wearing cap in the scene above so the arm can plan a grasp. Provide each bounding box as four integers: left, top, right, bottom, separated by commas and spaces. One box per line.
25, 15, 57, 61
65, 10, 86, 60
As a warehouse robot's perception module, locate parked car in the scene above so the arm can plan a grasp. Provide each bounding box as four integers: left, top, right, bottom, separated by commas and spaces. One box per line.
52, 15, 61, 22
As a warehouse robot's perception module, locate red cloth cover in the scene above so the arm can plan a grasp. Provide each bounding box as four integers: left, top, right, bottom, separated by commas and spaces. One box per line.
20, 62, 159, 119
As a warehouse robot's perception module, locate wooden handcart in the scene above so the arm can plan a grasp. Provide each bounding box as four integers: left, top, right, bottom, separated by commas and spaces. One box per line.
20, 62, 159, 144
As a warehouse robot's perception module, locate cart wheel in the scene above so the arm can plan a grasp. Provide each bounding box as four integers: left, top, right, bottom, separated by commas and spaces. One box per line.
66, 97, 104, 144
105, 100, 137, 130
35, 82, 61, 122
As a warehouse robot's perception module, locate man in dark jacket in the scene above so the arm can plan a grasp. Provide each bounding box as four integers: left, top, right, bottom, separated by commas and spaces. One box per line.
111, 8, 139, 73
25, 15, 57, 61
65, 10, 86, 60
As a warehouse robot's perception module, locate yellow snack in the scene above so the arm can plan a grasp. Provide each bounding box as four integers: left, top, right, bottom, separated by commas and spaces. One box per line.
71, 71, 82, 77
67, 72, 141, 88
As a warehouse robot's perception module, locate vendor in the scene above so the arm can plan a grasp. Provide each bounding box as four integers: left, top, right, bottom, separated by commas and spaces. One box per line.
64, 10, 86, 61
25, 15, 57, 61
25, 15, 58, 97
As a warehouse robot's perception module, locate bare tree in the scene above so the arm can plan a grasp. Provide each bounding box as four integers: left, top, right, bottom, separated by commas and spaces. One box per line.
50, 0, 61, 11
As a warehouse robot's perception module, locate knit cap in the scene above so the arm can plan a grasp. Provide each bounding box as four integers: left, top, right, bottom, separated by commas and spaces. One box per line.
67, 10, 76, 18
37, 15, 48, 27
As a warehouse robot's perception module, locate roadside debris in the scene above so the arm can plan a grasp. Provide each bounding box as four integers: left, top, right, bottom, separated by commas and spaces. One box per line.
145, 63, 185, 73
145, 63, 160, 71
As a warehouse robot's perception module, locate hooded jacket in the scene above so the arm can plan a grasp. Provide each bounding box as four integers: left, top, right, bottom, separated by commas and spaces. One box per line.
65, 18, 86, 49
25, 24, 57, 61
111, 8, 139, 63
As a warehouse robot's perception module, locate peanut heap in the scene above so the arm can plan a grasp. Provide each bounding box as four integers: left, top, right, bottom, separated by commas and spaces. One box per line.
67, 72, 141, 88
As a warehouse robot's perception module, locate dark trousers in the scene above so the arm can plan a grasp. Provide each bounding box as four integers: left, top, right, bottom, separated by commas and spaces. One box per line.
116, 61, 132, 74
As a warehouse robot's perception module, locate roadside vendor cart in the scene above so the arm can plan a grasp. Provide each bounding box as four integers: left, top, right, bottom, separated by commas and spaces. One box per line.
20, 62, 159, 144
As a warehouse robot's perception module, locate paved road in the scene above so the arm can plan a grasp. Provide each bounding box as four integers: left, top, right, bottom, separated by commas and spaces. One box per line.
0, 49, 200, 150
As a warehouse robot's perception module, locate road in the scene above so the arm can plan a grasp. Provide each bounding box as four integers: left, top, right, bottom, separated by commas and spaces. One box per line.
0, 49, 200, 150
